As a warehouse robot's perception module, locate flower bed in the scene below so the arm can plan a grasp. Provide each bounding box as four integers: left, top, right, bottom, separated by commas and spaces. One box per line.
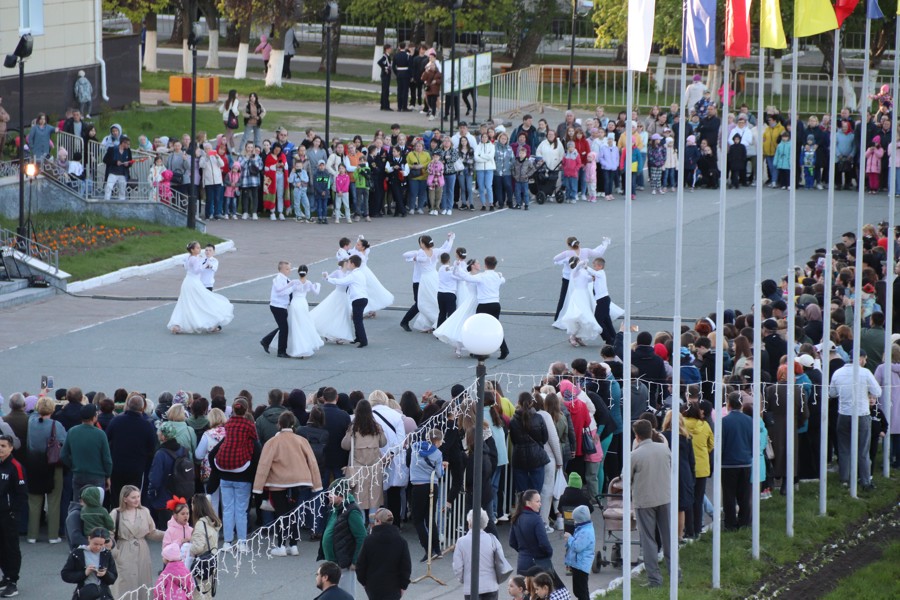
31, 224, 147, 256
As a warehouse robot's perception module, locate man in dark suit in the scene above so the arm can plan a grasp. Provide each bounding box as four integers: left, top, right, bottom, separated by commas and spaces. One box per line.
377, 44, 393, 111
393, 41, 412, 112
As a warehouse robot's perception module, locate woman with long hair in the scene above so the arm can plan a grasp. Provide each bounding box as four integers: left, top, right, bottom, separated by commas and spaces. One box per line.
509, 489, 554, 576
195, 408, 226, 514
661, 410, 695, 542
167, 241, 234, 335
220, 89, 240, 150
682, 402, 713, 538
457, 135, 476, 210
190, 494, 221, 600
341, 400, 387, 518
214, 398, 259, 550
400, 233, 455, 332
509, 393, 550, 495
109, 485, 164, 599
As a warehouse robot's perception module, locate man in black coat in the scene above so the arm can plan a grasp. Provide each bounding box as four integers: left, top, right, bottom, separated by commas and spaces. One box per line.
762, 318, 787, 380
696, 104, 721, 149
321, 387, 350, 484
105, 393, 157, 503
355, 508, 411, 600
392, 41, 412, 112
376, 44, 393, 111
615, 328, 668, 408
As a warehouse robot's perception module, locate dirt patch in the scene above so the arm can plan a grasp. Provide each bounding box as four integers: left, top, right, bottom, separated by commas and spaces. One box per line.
748, 505, 900, 599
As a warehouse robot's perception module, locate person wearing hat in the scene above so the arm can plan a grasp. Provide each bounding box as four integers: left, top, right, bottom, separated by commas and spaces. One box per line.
726, 131, 748, 189
801, 134, 818, 190
318, 479, 367, 597
773, 129, 792, 189
146, 422, 192, 526
556, 473, 594, 530
563, 505, 594, 600
864, 134, 884, 194
153, 542, 194, 599
61, 403, 112, 502
102, 133, 133, 201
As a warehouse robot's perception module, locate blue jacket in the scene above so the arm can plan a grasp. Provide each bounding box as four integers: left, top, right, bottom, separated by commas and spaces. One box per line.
147, 440, 184, 509
409, 441, 444, 485
565, 521, 596, 573
509, 507, 553, 572
721, 410, 754, 467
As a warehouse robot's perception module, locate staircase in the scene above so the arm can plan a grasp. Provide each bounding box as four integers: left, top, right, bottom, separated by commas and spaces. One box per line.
0, 229, 63, 310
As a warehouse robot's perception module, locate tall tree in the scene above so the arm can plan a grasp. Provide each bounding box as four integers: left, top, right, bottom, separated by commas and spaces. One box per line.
103, 0, 169, 72
198, 0, 222, 68
217, 0, 254, 79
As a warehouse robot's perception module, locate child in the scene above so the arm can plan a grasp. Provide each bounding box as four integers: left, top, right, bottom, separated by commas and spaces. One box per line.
564, 505, 595, 600
865, 135, 884, 194
80, 487, 114, 537
409, 429, 445, 561
774, 131, 792, 190
584, 152, 598, 202
511, 147, 536, 210
562, 141, 581, 203
354, 154, 372, 222
802, 135, 818, 190
684, 136, 699, 191
426, 154, 444, 216
153, 543, 194, 600
647, 134, 666, 195
333, 163, 351, 224
224, 162, 241, 218
68, 150, 86, 193
200, 244, 218, 291
728, 133, 748, 190
313, 159, 331, 224
289, 158, 310, 222
386, 145, 409, 217
599, 134, 618, 200
149, 155, 165, 202
695, 89, 713, 119
162, 497, 194, 568
662, 138, 678, 193
556, 473, 595, 531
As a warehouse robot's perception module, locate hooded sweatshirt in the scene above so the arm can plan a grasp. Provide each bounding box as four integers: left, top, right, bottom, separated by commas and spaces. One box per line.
163, 515, 194, 550
409, 440, 445, 484
101, 123, 122, 150
80, 486, 114, 535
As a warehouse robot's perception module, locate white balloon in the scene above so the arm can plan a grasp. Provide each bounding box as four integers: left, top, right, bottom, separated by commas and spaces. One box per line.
460, 314, 504, 356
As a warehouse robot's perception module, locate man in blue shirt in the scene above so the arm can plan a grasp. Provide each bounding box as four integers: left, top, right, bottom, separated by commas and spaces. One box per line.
721, 392, 753, 530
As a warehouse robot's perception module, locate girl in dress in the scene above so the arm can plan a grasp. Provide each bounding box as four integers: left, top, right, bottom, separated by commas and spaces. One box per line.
434, 248, 479, 357
400, 232, 455, 331
553, 258, 602, 347
552, 236, 611, 321
283, 265, 324, 358
310, 259, 355, 343
149, 155, 165, 202
167, 241, 234, 334
350, 236, 395, 316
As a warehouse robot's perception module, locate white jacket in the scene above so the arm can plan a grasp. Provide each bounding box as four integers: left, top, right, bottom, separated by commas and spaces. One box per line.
536, 139, 565, 171
198, 153, 224, 186
474, 142, 496, 171
452, 530, 502, 594
373, 405, 409, 488
325, 152, 343, 177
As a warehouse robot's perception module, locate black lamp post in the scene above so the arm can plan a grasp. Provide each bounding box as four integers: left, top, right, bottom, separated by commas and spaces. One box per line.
4, 33, 33, 242
449, 0, 462, 134
566, 0, 591, 110
322, 2, 339, 146
187, 11, 201, 229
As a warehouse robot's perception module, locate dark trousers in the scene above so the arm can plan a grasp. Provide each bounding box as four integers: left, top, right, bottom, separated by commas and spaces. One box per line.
396, 76, 410, 110
555, 278, 570, 320
462, 88, 477, 114
493, 174, 514, 207
385, 486, 403, 528
686, 476, 706, 538
411, 80, 424, 106
352, 298, 368, 344
262, 306, 289, 354
475, 302, 508, 356
721, 467, 751, 530
380, 75, 391, 109
270, 488, 300, 546
572, 568, 589, 600
410, 483, 437, 553
282, 54, 293, 78
371, 176, 385, 215
425, 94, 438, 117
402, 283, 420, 325
437, 291, 457, 327
594, 296, 616, 344
0, 512, 21, 583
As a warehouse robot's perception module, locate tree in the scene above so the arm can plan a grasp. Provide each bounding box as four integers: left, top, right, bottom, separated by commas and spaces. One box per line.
217, 0, 254, 79
199, 0, 222, 68
103, 0, 169, 72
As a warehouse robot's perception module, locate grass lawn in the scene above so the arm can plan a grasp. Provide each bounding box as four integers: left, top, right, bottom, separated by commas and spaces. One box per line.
822, 540, 900, 600
140, 70, 376, 103
0, 212, 222, 282
599, 473, 900, 599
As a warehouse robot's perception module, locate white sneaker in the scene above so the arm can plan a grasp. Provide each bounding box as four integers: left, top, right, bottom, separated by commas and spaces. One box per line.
555, 516, 564, 530
222, 214, 229, 220
242, 212, 249, 220
417, 209, 424, 215
270, 213, 276, 220
447, 209, 452, 216
26, 539, 36, 544
238, 541, 250, 553
269, 546, 288, 557
288, 545, 299, 556
278, 213, 285, 221
252, 213, 258, 220
48, 538, 63, 544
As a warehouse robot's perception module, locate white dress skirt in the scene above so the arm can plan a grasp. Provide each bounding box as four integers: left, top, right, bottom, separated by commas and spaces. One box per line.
352, 248, 394, 313
272, 281, 324, 357
167, 256, 234, 333
310, 279, 355, 343
411, 267, 440, 332
552, 269, 602, 341
434, 280, 477, 350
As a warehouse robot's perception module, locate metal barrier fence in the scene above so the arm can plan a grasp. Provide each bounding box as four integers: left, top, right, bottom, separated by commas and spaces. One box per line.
0, 226, 59, 273
0, 159, 20, 179
54, 131, 84, 165
491, 65, 541, 117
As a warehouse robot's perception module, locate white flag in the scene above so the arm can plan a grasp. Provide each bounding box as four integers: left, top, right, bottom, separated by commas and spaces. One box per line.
628, 0, 656, 72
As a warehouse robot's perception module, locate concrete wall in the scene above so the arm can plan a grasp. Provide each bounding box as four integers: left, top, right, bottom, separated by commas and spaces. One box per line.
0, 175, 206, 232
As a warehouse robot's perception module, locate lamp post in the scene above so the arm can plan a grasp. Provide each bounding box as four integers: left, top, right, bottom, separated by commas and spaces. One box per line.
566, 0, 592, 110
4, 34, 34, 242
187, 12, 200, 230
459, 314, 504, 600
322, 2, 339, 147
23, 162, 36, 242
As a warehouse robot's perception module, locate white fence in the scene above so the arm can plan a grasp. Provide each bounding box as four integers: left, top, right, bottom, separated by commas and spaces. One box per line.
491, 66, 541, 118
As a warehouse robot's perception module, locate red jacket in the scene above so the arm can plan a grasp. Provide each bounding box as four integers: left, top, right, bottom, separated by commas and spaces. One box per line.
216, 416, 258, 470
563, 399, 591, 456
574, 137, 591, 165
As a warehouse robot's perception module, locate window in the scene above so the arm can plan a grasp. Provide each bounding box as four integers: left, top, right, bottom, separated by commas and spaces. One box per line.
19, 0, 45, 36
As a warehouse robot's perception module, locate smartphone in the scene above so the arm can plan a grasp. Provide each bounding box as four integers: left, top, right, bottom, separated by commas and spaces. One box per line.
48, 376, 54, 389
40, 375, 48, 389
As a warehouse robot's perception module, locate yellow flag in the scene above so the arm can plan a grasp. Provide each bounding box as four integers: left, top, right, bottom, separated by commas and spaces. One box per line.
760, 0, 787, 48
794, 0, 838, 37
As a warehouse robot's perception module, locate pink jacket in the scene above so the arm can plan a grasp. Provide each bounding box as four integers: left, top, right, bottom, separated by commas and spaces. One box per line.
427, 159, 445, 188
334, 172, 351, 193
865, 146, 884, 174
153, 561, 194, 600
224, 171, 240, 197
584, 159, 597, 183
254, 35, 272, 61
162, 516, 193, 550
562, 154, 581, 178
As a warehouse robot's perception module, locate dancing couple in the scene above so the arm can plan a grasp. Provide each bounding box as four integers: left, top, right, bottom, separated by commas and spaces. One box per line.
260, 261, 324, 358
167, 241, 233, 334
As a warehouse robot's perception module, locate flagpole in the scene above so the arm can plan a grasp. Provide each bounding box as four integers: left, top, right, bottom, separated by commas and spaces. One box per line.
884, 12, 899, 479
622, 66, 634, 600
851, 16, 873, 500
821, 27, 840, 516
752, 45, 764, 560
712, 52, 730, 590
786, 34, 799, 538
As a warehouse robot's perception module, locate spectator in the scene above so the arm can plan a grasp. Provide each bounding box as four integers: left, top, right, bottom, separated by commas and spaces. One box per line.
720, 393, 754, 529
195, 408, 226, 511
189, 494, 221, 600
164, 404, 197, 460
0, 434, 25, 597
563, 505, 595, 600
319, 479, 367, 598
56, 387, 86, 431
109, 485, 163, 598
60, 527, 117, 600
509, 394, 550, 495
509, 489, 554, 576
631, 419, 675, 588
26, 396, 67, 544
453, 508, 506, 600
313, 561, 353, 600
73, 70, 94, 118
355, 508, 411, 600
60, 404, 112, 503
153, 543, 194, 600
321, 388, 351, 484
147, 422, 192, 527
213, 398, 259, 550
528, 571, 571, 600
256, 388, 288, 445
408, 427, 444, 561
105, 393, 157, 506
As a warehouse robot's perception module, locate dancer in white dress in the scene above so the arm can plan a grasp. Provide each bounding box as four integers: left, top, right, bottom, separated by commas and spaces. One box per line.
434, 249, 479, 357
277, 265, 325, 358
552, 236, 611, 321
553, 258, 602, 346
309, 259, 355, 343
400, 233, 454, 332
350, 236, 394, 315
168, 241, 234, 334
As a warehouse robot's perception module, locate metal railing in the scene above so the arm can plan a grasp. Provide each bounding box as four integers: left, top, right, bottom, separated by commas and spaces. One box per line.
491, 65, 541, 117
0, 226, 59, 274
0, 159, 20, 179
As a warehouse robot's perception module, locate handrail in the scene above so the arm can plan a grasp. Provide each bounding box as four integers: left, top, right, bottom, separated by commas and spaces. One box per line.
0, 226, 59, 274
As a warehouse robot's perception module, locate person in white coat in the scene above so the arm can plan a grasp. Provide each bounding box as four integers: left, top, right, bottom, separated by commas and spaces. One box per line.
535, 399, 563, 533
536, 130, 565, 172
369, 390, 409, 526
452, 509, 505, 598
474, 133, 496, 209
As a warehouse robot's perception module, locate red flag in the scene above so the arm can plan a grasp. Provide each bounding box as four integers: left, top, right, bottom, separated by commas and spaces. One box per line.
834, 0, 860, 25
724, 0, 751, 57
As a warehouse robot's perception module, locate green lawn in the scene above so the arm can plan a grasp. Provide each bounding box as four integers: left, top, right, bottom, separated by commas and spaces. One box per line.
0, 212, 223, 282
599, 474, 900, 600
822, 540, 900, 600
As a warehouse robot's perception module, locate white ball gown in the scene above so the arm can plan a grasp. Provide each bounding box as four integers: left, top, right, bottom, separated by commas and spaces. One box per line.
270, 280, 324, 357
433, 270, 477, 352
351, 248, 394, 312
412, 264, 440, 332
167, 255, 234, 333
552, 266, 601, 341
310, 268, 355, 343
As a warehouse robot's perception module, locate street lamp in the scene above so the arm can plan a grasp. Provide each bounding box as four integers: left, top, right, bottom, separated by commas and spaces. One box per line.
187, 11, 202, 230
322, 1, 339, 146
23, 162, 37, 244
459, 313, 504, 600
567, 0, 592, 110
4, 33, 34, 242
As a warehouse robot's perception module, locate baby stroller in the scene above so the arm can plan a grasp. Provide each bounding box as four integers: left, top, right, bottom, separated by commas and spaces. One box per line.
593, 476, 640, 573
529, 159, 566, 204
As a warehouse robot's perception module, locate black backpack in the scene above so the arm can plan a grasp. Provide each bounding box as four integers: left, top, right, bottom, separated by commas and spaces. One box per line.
164, 448, 196, 498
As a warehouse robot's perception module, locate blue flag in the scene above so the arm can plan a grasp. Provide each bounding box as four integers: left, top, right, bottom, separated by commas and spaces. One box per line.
683, 0, 717, 64
867, 0, 884, 18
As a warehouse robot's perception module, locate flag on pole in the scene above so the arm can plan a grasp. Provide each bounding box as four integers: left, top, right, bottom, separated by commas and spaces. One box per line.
867, 0, 884, 18
834, 0, 860, 25
760, 0, 787, 48
683, 0, 717, 64
724, 0, 752, 57
628, 0, 657, 72
795, 0, 839, 36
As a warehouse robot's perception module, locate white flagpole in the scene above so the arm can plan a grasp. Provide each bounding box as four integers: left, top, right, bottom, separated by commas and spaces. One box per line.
712, 53, 730, 589
851, 16, 873, 500
821, 27, 840, 515
622, 67, 634, 599
884, 15, 899, 479
786, 34, 799, 538
669, 58, 687, 600
752, 46, 764, 559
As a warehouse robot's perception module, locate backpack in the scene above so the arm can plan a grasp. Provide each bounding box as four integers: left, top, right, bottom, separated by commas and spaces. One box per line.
164, 448, 196, 498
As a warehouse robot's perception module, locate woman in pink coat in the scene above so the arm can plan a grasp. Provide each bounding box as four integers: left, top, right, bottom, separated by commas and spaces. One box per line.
865, 135, 885, 194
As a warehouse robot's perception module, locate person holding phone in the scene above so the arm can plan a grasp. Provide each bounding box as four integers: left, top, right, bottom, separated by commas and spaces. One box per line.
60, 527, 118, 600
